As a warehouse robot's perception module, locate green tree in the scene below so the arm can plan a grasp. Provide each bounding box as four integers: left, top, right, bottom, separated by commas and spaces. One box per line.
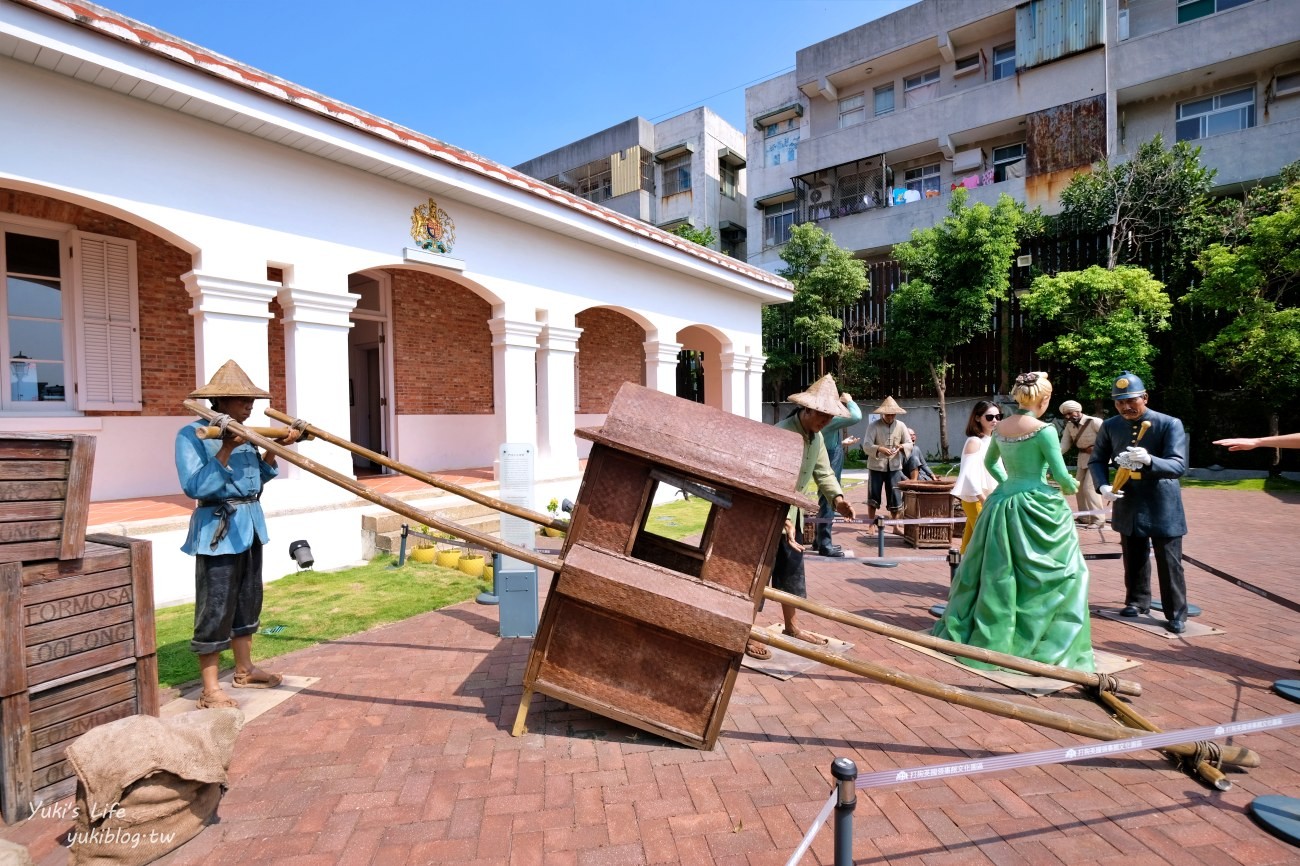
1185, 178, 1300, 467
777, 223, 869, 376
1058, 134, 1217, 281
759, 304, 802, 403
886, 190, 1025, 457
1019, 265, 1173, 401
670, 223, 716, 248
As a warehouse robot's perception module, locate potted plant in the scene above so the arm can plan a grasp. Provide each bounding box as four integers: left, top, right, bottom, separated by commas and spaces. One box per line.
457, 552, 485, 578
433, 532, 463, 568
409, 524, 436, 563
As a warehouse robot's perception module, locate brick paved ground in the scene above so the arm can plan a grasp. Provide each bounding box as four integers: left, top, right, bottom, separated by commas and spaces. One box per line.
4, 486, 1298, 865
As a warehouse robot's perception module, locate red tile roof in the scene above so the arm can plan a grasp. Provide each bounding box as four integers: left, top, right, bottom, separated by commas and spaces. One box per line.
15, 0, 790, 292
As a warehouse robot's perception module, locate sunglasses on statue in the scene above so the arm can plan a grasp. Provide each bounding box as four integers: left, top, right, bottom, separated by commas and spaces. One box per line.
984, 413, 1002, 421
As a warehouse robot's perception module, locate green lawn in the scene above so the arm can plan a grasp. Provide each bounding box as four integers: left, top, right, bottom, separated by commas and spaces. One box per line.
1182, 475, 1300, 492
154, 554, 484, 688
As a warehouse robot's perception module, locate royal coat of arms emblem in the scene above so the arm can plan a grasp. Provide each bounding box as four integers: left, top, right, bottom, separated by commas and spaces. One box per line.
410, 197, 456, 254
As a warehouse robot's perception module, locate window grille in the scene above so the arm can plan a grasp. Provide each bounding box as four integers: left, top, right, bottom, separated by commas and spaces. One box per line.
661, 154, 692, 196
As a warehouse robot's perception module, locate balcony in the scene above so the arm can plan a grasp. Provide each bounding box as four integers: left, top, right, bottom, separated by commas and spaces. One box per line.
796, 49, 1105, 176
1115, 114, 1300, 190
1111, 0, 1294, 100
801, 173, 1027, 256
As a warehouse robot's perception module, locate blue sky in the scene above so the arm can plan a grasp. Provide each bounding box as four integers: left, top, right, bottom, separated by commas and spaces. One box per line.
101, 0, 918, 167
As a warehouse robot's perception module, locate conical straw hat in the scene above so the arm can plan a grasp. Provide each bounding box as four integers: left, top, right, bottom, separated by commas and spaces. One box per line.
873, 395, 906, 415
788, 374, 849, 417
188, 360, 271, 399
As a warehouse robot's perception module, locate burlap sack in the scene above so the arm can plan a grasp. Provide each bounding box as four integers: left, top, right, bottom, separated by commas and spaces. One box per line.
64, 709, 244, 866
0, 839, 33, 866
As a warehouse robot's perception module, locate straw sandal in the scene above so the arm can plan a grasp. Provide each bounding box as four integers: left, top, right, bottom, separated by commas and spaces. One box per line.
744, 641, 772, 661
196, 690, 238, 710
232, 668, 283, 689
783, 629, 829, 646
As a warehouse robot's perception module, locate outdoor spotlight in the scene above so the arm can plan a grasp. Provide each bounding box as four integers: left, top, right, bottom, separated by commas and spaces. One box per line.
289, 539, 314, 569
561, 498, 575, 515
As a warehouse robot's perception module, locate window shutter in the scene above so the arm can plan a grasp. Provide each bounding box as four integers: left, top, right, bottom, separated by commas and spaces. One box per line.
76, 233, 142, 410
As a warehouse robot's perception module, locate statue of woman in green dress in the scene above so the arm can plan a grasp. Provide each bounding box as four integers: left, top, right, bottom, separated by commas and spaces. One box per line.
933, 372, 1095, 673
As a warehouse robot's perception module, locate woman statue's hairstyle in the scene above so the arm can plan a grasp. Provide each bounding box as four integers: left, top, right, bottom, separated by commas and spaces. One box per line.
965, 400, 999, 438
1011, 371, 1052, 408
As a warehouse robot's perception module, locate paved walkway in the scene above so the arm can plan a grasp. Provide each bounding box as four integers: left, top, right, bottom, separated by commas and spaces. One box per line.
6, 486, 1299, 865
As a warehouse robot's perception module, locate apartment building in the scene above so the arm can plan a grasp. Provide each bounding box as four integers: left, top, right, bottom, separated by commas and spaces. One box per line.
746, 0, 1300, 268
515, 108, 750, 259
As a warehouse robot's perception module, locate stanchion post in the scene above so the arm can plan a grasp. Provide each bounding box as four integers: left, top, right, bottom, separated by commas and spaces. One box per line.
876, 518, 885, 558
396, 523, 409, 567
832, 757, 857, 866
477, 552, 501, 605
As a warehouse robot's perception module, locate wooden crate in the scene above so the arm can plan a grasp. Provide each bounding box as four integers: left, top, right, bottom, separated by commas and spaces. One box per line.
900, 480, 957, 549
0, 535, 156, 824
0, 433, 95, 563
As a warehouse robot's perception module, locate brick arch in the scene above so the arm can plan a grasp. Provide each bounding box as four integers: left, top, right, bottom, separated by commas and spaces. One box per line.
387, 269, 494, 414
0, 187, 196, 417
576, 308, 647, 414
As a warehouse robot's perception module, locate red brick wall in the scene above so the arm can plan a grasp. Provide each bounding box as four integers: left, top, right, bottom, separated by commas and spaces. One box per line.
389, 269, 494, 414
576, 308, 645, 414
267, 298, 287, 412
0, 189, 195, 417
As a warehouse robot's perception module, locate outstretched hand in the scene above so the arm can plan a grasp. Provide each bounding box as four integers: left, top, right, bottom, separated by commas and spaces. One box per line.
1214, 437, 1259, 451
833, 496, 855, 520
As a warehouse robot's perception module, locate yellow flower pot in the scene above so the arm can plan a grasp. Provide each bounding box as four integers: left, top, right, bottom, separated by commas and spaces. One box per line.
457, 554, 485, 578
484, 564, 493, 582
436, 547, 462, 569
409, 546, 436, 564
541, 526, 565, 538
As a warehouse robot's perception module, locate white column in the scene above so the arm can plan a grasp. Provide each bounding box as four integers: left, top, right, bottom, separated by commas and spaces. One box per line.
537, 324, 582, 479
719, 350, 748, 417
643, 339, 682, 396
746, 354, 767, 422
489, 317, 544, 448
181, 270, 278, 423
277, 286, 359, 491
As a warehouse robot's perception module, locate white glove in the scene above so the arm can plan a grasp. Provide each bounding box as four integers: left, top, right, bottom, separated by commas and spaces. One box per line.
1121, 446, 1152, 467
1100, 484, 1123, 502
1114, 452, 1139, 470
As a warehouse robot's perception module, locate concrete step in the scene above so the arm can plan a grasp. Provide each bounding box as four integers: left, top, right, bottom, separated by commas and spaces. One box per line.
360, 485, 507, 558
374, 512, 502, 554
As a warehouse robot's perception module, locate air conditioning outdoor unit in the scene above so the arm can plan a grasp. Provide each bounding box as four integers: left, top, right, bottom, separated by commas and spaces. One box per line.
952, 148, 983, 174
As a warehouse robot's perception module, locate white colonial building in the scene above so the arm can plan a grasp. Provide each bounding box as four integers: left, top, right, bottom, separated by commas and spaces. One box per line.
0, 0, 787, 601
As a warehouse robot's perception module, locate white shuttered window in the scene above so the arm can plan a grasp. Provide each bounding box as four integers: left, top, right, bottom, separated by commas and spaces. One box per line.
76, 233, 141, 410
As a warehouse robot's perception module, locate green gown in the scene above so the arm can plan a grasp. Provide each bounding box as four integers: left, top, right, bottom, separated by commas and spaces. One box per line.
933, 421, 1095, 673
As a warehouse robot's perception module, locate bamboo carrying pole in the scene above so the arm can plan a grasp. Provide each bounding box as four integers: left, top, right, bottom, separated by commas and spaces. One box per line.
195, 425, 309, 442
1095, 688, 1233, 790
751, 629, 1260, 768
764, 588, 1142, 697
182, 400, 564, 573
263, 407, 568, 532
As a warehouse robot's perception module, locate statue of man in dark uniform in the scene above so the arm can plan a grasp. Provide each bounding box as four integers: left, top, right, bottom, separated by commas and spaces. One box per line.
1090, 371, 1190, 634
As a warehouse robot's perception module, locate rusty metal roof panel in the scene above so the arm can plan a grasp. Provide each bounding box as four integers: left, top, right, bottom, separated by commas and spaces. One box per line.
576, 382, 816, 511
1016, 0, 1104, 70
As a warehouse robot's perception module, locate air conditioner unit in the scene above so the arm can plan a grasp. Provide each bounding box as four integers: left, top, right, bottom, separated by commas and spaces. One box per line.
952, 148, 983, 174
1276, 70, 1300, 98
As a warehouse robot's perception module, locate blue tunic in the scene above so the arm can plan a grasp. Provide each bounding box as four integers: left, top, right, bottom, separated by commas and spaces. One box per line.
1089, 408, 1187, 538
175, 420, 277, 555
